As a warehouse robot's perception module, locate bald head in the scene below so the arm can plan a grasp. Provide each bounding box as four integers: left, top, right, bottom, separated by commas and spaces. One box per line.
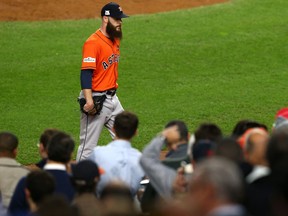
245, 129, 269, 166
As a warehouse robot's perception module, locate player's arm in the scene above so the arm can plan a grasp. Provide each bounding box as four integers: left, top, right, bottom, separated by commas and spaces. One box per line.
81, 69, 94, 112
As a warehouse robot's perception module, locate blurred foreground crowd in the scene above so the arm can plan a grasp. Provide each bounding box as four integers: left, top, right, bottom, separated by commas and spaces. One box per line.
1, 108, 288, 216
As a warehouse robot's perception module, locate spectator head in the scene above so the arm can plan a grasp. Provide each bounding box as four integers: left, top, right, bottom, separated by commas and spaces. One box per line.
113, 111, 138, 140
99, 181, 136, 215
25, 170, 55, 211
273, 108, 288, 132
237, 127, 268, 149
0, 132, 18, 158
191, 140, 215, 163
36, 194, 79, 216
243, 128, 269, 166
47, 131, 75, 164
194, 123, 223, 144
71, 160, 101, 194
38, 128, 60, 159
232, 119, 268, 139
187, 157, 244, 215
266, 131, 288, 170
215, 137, 244, 163
165, 120, 189, 143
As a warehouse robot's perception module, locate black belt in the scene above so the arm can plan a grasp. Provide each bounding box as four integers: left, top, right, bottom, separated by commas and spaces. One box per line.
93, 89, 117, 96
106, 90, 116, 96
103, 89, 116, 96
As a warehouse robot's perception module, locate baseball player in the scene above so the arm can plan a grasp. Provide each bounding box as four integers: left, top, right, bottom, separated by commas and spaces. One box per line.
76, 2, 129, 161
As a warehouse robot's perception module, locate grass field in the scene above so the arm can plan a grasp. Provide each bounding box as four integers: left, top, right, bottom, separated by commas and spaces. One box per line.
0, 0, 287, 164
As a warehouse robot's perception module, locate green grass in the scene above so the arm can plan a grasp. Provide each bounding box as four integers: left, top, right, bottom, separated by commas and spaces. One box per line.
0, 0, 287, 164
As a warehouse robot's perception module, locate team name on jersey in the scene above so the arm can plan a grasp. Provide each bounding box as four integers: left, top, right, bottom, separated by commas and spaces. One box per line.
102, 54, 120, 70
83, 57, 96, 63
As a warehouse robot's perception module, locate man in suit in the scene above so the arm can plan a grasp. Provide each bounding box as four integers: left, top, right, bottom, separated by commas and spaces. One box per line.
9, 131, 75, 216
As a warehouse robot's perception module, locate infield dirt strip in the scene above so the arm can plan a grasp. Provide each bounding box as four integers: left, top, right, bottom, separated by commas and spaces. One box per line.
0, 0, 227, 21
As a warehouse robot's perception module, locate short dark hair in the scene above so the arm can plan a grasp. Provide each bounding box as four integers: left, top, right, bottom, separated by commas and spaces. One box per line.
215, 137, 243, 163
194, 123, 222, 143
267, 131, 288, 170
0, 132, 18, 153
47, 132, 75, 163
37, 194, 79, 216
113, 111, 138, 139
100, 182, 133, 201
26, 170, 55, 205
231, 119, 268, 139
165, 120, 188, 142
39, 128, 60, 149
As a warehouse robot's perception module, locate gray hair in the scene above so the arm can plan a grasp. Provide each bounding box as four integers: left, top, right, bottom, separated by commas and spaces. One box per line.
273, 120, 288, 134
191, 156, 244, 203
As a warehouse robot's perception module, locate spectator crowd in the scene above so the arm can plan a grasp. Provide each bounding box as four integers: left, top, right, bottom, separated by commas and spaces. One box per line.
1, 108, 288, 216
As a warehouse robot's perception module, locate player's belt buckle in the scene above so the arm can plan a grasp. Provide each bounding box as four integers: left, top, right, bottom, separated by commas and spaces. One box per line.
106, 89, 116, 96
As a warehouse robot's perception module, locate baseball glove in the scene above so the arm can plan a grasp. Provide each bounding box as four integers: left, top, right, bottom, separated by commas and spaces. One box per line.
78, 95, 107, 115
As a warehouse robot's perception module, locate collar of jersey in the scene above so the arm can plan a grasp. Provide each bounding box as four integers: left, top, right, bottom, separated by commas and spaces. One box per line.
96, 29, 119, 46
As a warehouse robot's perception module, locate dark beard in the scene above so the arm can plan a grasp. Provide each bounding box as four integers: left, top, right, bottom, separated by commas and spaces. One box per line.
106, 20, 122, 42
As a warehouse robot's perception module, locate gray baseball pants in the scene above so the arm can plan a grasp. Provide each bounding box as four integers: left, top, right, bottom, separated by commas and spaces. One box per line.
76, 91, 124, 161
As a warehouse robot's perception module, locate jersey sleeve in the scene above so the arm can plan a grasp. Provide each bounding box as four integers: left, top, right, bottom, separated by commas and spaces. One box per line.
81, 41, 97, 70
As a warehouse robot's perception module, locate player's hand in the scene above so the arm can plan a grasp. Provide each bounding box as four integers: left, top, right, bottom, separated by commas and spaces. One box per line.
83, 99, 94, 113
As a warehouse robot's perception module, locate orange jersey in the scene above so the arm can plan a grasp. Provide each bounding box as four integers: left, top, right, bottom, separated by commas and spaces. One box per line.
81, 29, 120, 91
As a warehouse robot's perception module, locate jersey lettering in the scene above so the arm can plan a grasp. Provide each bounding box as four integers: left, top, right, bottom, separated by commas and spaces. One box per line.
108, 54, 114, 65
102, 54, 120, 70
102, 61, 109, 70
115, 54, 120, 63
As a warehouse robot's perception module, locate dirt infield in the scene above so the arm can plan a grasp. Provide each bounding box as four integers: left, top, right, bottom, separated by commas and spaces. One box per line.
0, 0, 227, 21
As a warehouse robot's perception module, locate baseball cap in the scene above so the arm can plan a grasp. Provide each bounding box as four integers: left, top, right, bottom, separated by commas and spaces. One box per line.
273, 108, 288, 129
192, 139, 215, 163
101, 2, 129, 19
71, 160, 104, 185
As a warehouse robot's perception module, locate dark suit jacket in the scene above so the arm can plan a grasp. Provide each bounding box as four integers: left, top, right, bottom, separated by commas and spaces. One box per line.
245, 175, 273, 216
8, 169, 75, 216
